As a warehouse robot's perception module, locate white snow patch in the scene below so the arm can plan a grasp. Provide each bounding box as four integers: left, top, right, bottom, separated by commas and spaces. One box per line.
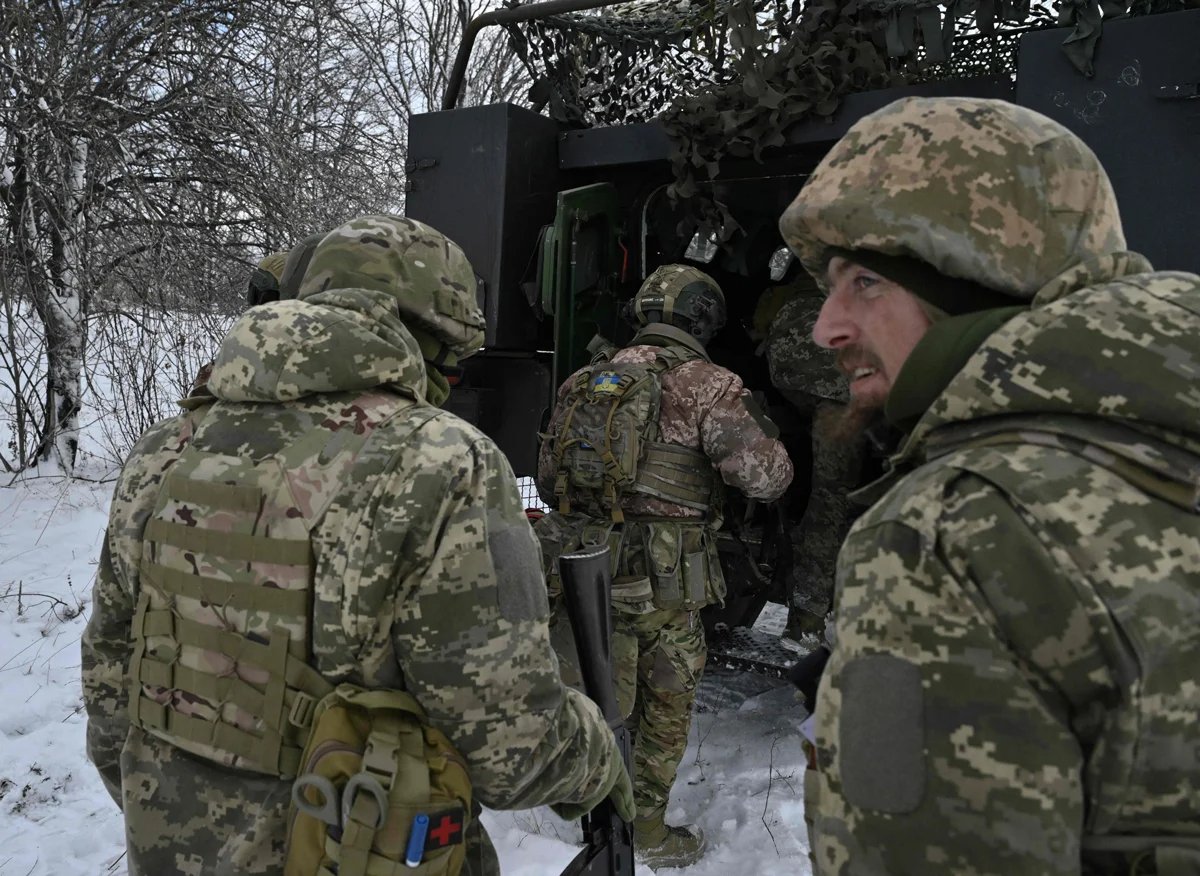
0, 350, 812, 874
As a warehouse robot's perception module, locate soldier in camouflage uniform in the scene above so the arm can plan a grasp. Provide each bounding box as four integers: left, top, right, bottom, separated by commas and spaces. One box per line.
535, 264, 793, 869
779, 96, 1200, 874
82, 214, 633, 876
191, 251, 293, 395
247, 250, 290, 307
764, 292, 867, 648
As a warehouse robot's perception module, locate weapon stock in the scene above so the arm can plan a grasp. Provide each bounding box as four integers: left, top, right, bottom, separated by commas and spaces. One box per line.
558, 545, 635, 876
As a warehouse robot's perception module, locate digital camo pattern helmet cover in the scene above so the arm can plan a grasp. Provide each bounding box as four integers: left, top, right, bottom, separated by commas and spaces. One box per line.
298, 214, 486, 357
779, 96, 1126, 301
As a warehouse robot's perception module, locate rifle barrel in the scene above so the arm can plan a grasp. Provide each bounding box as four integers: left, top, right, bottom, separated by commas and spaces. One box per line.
559, 546, 620, 723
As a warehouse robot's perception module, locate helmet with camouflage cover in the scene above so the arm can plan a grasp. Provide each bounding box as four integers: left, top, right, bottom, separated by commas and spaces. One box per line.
297, 214, 486, 358
246, 251, 288, 307
627, 264, 726, 344
779, 96, 1126, 305
766, 294, 846, 407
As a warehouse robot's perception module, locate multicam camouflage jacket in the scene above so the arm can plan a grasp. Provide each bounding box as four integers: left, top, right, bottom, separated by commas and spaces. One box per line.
535, 327, 792, 613
536, 328, 794, 518
81, 288, 621, 875
780, 98, 1200, 874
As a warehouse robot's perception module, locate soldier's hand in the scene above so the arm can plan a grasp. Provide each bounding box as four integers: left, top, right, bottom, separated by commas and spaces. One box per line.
605, 753, 635, 822
550, 741, 635, 822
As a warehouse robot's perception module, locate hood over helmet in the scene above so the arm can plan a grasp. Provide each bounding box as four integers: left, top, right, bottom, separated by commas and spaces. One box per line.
206, 288, 430, 406
297, 214, 485, 358
208, 215, 487, 407
779, 96, 1129, 305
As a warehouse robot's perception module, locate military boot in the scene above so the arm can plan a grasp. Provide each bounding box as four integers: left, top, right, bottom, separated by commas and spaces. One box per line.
634, 810, 706, 870
780, 607, 829, 654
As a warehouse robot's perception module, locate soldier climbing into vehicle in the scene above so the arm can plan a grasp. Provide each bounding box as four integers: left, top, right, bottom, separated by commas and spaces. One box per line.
534, 263, 793, 870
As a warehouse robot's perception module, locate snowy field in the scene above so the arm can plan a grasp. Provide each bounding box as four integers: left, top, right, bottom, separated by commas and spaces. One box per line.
0, 471, 813, 875
0, 306, 812, 874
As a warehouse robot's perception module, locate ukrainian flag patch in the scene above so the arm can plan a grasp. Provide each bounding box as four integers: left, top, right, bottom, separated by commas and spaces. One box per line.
592, 372, 621, 394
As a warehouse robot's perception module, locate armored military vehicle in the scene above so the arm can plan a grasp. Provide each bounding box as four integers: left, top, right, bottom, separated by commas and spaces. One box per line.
405, 0, 1200, 673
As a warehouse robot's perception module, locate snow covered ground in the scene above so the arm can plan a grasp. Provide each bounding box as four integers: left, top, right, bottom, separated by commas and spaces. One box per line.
0, 471, 812, 875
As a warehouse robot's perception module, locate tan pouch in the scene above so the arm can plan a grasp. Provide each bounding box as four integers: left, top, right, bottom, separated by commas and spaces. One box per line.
611, 575, 656, 614
285, 684, 472, 876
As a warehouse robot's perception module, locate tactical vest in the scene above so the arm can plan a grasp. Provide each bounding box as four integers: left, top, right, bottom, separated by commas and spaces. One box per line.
546, 345, 717, 523
128, 391, 414, 777
129, 391, 478, 873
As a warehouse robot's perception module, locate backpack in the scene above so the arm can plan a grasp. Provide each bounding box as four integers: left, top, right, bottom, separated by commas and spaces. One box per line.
545, 346, 716, 523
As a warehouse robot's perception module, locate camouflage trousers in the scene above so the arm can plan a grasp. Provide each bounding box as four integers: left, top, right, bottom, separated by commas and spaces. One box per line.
615, 604, 707, 817
552, 602, 706, 817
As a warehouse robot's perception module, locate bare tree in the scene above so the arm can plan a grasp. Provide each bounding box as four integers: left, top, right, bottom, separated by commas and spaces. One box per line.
0, 0, 262, 471
337, 0, 530, 120
0, 0, 530, 474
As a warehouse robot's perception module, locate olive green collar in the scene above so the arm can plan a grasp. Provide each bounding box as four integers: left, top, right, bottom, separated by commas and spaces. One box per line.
885, 306, 1027, 434
632, 323, 711, 361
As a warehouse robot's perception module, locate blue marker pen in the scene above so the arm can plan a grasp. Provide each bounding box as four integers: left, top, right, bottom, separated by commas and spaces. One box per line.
405, 813, 430, 868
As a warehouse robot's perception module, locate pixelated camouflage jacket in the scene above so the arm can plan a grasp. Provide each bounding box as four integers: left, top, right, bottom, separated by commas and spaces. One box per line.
82, 289, 621, 875
783, 99, 1200, 875
536, 329, 794, 518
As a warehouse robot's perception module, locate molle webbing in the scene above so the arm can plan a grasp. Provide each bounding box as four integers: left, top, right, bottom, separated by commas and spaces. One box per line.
551, 343, 714, 522
325, 709, 426, 876
130, 476, 332, 778
131, 616, 326, 777
137, 559, 310, 614
633, 441, 714, 511
143, 515, 310, 564
129, 393, 417, 780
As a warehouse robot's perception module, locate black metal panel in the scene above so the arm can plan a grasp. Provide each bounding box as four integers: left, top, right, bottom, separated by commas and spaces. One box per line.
1017, 10, 1200, 275
785, 75, 1014, 147
441, 351, 555, 477
406, 104, 562, 351
559, 122, 672, 169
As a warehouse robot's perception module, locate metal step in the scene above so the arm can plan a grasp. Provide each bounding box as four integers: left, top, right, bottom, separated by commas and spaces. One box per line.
705, 624, 802, 679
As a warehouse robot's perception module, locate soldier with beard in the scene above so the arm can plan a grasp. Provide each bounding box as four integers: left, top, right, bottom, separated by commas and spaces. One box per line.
779, 96, 1200, 874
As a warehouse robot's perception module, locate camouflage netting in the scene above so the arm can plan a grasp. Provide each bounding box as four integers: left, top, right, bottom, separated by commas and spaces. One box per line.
506, 0, 1058, 129
503, 0, 1198, 236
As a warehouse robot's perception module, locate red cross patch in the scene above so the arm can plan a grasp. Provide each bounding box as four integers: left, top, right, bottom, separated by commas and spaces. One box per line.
424, 807, 465, 850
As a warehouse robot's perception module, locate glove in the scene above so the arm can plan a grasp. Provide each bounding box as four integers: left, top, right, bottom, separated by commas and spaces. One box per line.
551, 736, 635, 823
605, 753, 635, 822
785, 644, 831, 710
